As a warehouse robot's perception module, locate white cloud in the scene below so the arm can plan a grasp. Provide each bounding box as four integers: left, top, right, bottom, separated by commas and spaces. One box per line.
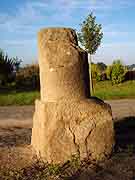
0, 0, 133, 34
94, 42, 135, 65
0, 0, 135, 64
104, 30, 131, 38
2, 39, 36, 47
0, 1, 47, 35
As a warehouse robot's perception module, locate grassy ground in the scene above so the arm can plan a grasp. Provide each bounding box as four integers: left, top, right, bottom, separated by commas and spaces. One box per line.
0, 80, 134, 106
94, 80, 135, 100
0, 91, 39, 106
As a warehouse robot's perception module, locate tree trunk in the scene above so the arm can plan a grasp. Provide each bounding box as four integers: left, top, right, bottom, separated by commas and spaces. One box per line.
88, 54, 93, 96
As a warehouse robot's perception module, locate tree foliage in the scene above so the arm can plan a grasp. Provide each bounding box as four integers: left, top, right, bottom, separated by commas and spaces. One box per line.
97, 62, 107, 72
16, 64, 40, 90
106, 65, 112, 80
78, 13, 103, 55
91, 63, 101, 81
0, 49, 22, 85
127, 64, 135, 71
106, 60, 127, 84
78, 13, 103, 95
12, 57, 22, 72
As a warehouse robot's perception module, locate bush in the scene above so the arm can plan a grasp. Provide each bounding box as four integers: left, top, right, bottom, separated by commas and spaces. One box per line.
100, 72, 107, 81
106, 65, 112, 80
106, 60, 127, 85
16, 64, 40, 90
91, 63, 102, 82
125, 70, 135, 81
0, 50, 21, 85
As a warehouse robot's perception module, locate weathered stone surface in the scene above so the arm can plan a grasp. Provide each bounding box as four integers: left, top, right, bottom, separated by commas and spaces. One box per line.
32, 98, 114, 163
31, 27, 114, 164
38, 27, 78, 45
38, 28, 90, 102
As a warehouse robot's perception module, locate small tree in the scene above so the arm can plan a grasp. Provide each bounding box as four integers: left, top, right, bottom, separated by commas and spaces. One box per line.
106, 60, 127, 84
111, 60, 127, 84
78, 13, 103, 95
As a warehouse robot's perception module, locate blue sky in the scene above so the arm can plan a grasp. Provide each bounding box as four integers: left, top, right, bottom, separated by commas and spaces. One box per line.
0, 0, 135, 65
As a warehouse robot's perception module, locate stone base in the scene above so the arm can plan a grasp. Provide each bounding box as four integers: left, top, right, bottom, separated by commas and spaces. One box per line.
31, 98, 114, 164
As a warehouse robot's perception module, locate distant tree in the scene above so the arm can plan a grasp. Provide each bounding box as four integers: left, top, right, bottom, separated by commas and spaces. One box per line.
106, 65, 112, 80
78, 13, 103, 95
16, 64, 40, 90
127, 64, 135, 71
0, 49, 22, 85
97, 62, 107, 72
91, 63, 101, 81
12, 57, 22, 72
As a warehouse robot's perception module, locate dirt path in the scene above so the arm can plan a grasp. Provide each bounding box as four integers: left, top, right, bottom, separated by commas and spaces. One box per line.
0, 99, 135, 124
106, 99, 135, 120
0, 99, 135, 147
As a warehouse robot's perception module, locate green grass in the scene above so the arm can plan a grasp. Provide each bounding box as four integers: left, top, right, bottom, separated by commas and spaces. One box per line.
0, 80, 135, 105
93, 80, 135, 100
0, 91, 40, 106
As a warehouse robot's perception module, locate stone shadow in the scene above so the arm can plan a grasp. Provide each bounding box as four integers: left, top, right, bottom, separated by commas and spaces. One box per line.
114, 116, 135, 152
0, 127, 31, 147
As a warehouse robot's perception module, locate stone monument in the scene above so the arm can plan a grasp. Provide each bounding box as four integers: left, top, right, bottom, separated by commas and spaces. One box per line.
31, 28, 114, 164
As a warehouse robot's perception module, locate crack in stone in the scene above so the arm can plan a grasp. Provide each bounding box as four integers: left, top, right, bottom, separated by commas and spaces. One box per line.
68, 126, 80, 158
85, 123, 96, 158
